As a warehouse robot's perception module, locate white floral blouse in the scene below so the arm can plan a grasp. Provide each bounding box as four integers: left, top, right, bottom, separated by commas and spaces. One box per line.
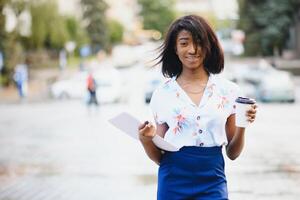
150, 74, 241, 148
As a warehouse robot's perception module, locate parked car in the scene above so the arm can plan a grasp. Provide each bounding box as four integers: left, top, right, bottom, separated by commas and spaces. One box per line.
144, 67, 165, 104
51, 72, 87, 99
257, 71, 295, 103
93, 69, 122, 103
145, 78, 162, 103
51, 68, 122, 103
230, 61, 295, 103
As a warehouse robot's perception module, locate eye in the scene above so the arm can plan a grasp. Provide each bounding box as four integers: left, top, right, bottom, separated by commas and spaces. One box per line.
179, 42, 188, 46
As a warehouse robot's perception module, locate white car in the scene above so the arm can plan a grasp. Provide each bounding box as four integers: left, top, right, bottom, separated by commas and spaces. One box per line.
144, 66, 166, 103
51, 69, 122, 103
257, 71, 295, 103
51, 72, 87, 99
230, 63, 295, 103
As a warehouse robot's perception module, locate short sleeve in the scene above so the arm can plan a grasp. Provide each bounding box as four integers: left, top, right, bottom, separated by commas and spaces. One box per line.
149, 87, 167, 124
229, 83, 243, 115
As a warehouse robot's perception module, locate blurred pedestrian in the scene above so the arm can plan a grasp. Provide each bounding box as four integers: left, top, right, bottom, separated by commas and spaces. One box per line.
59, 49, 67, 71
13, 64, 28, 99
86, 72, 98, 106
138, 15, 258, 200
0, 51, 3, 72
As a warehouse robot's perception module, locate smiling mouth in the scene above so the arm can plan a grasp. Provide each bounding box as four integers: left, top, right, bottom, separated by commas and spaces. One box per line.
186, 56, 200, 61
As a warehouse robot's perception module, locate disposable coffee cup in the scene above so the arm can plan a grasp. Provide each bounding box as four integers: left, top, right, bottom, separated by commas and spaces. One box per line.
235, 97, 256, 128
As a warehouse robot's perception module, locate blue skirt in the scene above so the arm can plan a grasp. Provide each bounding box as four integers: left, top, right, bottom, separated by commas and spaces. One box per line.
157, 146, 228, 200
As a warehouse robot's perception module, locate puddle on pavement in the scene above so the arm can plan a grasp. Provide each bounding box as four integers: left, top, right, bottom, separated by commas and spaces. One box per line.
135, 174, 157, 185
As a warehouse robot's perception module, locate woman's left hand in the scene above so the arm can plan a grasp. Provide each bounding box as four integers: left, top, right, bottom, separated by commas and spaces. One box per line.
246, 104, 258, 123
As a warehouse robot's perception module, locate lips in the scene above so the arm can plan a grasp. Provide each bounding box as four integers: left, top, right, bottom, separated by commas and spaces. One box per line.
185, 56, 200, 62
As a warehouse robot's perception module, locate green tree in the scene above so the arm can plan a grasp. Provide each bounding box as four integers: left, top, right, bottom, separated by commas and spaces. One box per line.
137, 0, 176, 35
0, 0, 27, 85
27, 1, 69, 50
0, 0, 9, 60
238, 0, 300, 56
80, 0, 108, 53
108, 19, 124, 45
0, 0, 9, 85
65, 16, 89, 47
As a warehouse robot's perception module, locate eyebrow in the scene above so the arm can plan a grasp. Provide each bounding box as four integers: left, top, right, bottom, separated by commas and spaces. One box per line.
178, 37, 189, 41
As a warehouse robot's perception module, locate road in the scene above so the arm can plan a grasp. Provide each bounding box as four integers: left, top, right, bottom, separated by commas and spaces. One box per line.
0, 65, 300, 200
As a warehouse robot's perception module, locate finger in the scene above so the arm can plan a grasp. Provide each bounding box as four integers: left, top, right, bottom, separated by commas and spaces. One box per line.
146, 123, 155, 132
146, 123, 156, 136
246, 112, 256, 117
140, 123, 154, 134
247, 117, 254, 122
140, 124, 150, 133
247, 115, 256, 122
248, 118, 255, 123
247, 112, 256, 118
247, 108, 257, 115
251, 104, 258, 112
248, 119, 254, 123
138, 123, 146, 130
138, 121, 149, 130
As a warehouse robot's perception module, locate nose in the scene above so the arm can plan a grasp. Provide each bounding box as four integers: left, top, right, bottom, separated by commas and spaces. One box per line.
188, 44, 197, 54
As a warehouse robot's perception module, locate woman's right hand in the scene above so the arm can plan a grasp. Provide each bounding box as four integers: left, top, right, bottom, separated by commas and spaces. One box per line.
138, 121, 156, 143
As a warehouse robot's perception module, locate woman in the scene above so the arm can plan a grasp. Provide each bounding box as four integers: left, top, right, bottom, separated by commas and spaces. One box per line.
138, 15, 257, 199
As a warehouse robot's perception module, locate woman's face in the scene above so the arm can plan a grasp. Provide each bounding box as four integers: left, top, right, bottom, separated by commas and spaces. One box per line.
175, 30, 205, 70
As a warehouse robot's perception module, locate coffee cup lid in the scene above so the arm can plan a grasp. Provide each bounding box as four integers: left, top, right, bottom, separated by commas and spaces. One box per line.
235, 97, 256, 104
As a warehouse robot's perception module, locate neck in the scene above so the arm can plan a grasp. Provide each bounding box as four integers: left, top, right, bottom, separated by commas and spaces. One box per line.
178, 66, 209, 82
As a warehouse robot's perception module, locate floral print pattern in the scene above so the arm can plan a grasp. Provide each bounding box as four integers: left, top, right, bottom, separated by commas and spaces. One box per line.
149, 74, 241, 148
206, 83, 216, 98
217, 96, 229, 109
172, 108, 190, 134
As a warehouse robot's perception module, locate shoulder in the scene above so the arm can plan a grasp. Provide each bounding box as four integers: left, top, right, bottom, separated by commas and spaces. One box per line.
150, 78, 173, 115
212, 74, 240, 92
152, 78, 173, 95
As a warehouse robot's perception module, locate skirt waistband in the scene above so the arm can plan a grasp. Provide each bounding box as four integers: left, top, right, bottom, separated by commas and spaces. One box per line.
169, 146, 222, 155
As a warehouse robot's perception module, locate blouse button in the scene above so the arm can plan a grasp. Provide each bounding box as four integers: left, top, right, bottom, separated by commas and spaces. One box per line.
198, 129, 203, 134
196, 116, 201, 120
199, 143, 204, 147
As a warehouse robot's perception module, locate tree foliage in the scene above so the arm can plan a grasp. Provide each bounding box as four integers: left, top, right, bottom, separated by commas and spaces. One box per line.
137, 0, 176, 35
0, 0, 9, 57
80, 0, 108, 53
27, 1, 69, 50
65, 16, 89, 54
0, 0, 8, 84
238, 0, 300, 56
0, 0, 25, 85
108, 19, 124, 45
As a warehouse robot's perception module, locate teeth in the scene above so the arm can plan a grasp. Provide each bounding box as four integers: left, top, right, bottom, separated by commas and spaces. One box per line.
187, 56, 198, 58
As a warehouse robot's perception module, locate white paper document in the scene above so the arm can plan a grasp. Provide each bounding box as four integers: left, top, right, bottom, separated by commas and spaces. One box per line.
108, 112, 179, 152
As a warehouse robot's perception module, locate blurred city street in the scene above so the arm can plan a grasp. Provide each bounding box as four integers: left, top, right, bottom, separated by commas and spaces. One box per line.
0, 64, 300, 200
1, 0, 300, 199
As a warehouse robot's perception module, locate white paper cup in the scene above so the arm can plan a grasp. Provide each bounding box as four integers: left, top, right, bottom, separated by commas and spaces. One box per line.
235, 97, 256, 128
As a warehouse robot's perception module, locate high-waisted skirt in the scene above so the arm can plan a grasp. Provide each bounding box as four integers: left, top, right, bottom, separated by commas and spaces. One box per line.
157, 146, 228, 200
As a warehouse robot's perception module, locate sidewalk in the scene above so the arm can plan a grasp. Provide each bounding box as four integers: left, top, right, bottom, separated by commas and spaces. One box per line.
0, 68, 74, 104
0, 101, 300, 199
